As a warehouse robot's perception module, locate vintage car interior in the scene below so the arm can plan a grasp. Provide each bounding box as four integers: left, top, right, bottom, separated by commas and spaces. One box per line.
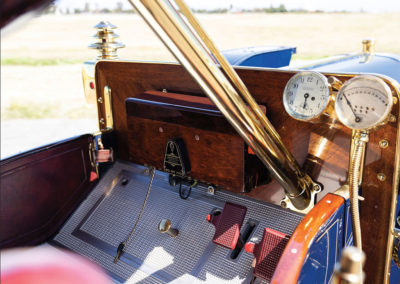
1, 0, 400, 283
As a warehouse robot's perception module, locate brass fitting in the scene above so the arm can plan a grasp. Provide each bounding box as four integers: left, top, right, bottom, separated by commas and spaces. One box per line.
333, 246, 366, 284
362, 39, 376, 55
158, 219, 179, 237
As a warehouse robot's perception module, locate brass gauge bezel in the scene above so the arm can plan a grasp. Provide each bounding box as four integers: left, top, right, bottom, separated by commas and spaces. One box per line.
283, 71, 331, 122
335, 75, 393, 131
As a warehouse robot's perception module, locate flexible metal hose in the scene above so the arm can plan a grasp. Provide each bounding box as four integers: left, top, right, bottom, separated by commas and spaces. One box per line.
348, 132, 367, 250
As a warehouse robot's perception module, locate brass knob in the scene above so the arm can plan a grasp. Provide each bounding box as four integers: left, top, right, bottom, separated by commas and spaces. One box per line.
158, 219, 179, 237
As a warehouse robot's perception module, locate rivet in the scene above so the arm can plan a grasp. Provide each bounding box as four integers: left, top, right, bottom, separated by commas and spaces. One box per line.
195, 135, 200, 141
389, 114, 396, 123
379, 140, 389, 148
97, 97, 103, 103
159, 127, 164, 133
99, 118, 105, 125
377, 173, 386, 181
162, 89, 167, 93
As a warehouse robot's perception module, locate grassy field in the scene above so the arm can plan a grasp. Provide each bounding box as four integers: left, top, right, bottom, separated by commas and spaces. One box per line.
1, 12, 400, 119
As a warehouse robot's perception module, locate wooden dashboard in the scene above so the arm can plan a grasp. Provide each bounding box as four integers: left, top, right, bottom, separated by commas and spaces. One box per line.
94, 61, 399, 284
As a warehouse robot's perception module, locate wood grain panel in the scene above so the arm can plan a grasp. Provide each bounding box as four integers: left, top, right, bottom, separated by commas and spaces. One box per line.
95, 61, 399, 284
127, 116, 245, 191
125, 90, 270, 192
0, 135, 96, 248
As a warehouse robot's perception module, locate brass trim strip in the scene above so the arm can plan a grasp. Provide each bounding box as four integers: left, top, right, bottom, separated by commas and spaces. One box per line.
103, 85, 114, 130
383, 78, 400, 284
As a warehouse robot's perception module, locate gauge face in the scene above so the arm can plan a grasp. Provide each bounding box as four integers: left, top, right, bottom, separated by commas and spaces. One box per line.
335, 75, 393, 130
283, 71, 330, 121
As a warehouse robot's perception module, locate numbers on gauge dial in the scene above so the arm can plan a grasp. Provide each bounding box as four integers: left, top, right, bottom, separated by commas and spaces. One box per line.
335, 76, 393, 130
283, 72, 330, 121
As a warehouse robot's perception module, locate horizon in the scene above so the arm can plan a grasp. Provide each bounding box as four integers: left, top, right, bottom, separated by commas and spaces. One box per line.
55, 0, 400, 13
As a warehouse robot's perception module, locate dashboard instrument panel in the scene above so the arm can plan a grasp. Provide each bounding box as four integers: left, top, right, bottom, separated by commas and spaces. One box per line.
94, 60, 399, 284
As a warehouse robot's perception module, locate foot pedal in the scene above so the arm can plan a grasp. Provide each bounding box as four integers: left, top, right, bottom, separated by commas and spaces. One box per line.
245, 228, 289, 282
206, 202, 247, 249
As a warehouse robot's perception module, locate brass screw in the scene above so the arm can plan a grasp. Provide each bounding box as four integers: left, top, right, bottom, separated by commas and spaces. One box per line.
377, 173, 386, 181
97, 97, 103, 103
393, 96, 398, 105
281, 201, 287, 208
379, 140, 389, 148
389, 114, 396, 123
99, 118, 105, 125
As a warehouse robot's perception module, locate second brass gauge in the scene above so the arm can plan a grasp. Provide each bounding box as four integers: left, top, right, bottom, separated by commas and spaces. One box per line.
283, 71, 330, 121
335, 75, 393, 130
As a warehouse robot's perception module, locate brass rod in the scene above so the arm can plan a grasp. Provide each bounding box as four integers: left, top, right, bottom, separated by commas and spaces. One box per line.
128, 0, 314, 210
174, 0, 299, 168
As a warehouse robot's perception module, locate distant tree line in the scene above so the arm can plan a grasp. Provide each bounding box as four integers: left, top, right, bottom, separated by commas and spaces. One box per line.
43, 3, 342, 15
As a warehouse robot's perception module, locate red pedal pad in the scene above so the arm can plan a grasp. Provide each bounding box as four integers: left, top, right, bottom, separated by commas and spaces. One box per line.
206, 202, 247, 250
245, 228, 289, 281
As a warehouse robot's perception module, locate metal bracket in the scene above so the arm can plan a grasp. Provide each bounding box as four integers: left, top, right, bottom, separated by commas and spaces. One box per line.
89, 133, 114, 179
280, 180, 322, 214
393, 228, 400, 240
88, 140, 99, 177
207, 185, 215, 196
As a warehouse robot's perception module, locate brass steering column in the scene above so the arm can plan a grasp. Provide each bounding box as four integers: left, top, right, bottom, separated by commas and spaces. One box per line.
128, 0, 319, 212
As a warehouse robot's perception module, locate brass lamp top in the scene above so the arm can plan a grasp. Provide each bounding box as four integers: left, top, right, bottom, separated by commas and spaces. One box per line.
94, 21, 117, 30
89, 21, 125, 60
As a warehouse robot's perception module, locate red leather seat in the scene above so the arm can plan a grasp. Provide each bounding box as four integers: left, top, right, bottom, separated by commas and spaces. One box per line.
1, 246, 111, 284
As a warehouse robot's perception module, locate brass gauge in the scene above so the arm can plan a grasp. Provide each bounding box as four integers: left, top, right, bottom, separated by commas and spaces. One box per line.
283, 71, 331, 121
335, 75, 393, 130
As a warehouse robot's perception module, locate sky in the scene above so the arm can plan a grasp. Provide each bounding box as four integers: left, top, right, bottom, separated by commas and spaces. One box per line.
56, 0, 400, 13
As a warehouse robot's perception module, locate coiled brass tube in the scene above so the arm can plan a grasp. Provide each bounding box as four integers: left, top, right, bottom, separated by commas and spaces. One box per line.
348, 131, 368, 250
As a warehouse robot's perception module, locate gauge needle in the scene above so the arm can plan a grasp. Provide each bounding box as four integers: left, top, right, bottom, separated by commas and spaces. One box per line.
342, 93, 361, 123
303, 93, 309, 109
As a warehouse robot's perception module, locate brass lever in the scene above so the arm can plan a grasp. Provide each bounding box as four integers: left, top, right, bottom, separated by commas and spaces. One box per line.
158, 219, 179, 237
128, 0, 319, 212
